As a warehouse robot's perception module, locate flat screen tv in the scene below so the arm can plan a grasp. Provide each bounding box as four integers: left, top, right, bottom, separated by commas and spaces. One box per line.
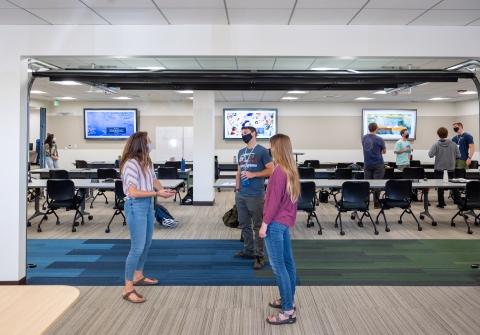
362, 109, 417, 140
84, 108, 137, 140
223, 108, 277, 140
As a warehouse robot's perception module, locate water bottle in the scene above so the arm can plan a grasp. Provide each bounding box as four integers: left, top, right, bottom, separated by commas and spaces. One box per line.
233, 155, 237, 164
180, 158, 186, 171
443, 170, 449, 183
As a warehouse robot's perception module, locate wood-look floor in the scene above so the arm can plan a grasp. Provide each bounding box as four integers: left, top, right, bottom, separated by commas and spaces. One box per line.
44, 286, 480, 335
27, 190, 480, 240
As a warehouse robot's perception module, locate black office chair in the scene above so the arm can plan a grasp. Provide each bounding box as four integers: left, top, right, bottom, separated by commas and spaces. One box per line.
383, 167, 395, 179
331, 168, 353, 204
337, 163, 353, 169
387, 162, 397, 168
157, 167, 184, 202
410, 160, 421, 167
376, 180, 422, 232
303, 160, 320, 169
335, 181, 378, 236
403, 167, 425, 202
75, 160, 88, 168
165, 161, 181, 169
49, 169, 69, 179
451, 180, 480, 234
105, 180, 126, 233
355, 162, 365, 168
298, 167, 315, 179
470, 160, 479, 169
38, 179, 85, 232
90, 168, 118, 208
297, 182, 323, 234
454, 168, 467, 179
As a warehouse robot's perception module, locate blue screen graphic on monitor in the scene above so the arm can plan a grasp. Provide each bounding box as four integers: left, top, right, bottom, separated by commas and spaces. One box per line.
223, 108, 277, 139
362, 109, 417, 141
84, 109, 137, 139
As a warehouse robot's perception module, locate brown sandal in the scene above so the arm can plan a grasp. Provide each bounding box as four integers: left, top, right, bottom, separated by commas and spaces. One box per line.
122, 289, 146, 303
134, 277, 159, 286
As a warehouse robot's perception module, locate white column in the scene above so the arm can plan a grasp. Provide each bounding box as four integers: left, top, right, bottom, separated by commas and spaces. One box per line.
192, 91, 215, 205
0, 57, 28, 282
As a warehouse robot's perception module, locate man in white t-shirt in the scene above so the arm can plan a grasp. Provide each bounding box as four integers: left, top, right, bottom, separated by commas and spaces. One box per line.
394, 129, 412, 171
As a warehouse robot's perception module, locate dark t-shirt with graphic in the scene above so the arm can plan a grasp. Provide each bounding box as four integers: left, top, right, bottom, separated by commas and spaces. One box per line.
452, 132, 474, 161
237, 144, 272, 197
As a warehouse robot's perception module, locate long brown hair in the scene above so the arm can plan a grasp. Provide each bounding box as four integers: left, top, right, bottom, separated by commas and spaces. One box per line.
120, 131, 152, 175
269, 134, 300, 203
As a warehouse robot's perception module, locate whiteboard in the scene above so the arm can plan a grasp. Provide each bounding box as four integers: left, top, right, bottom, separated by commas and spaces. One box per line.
155, 127, 193, 162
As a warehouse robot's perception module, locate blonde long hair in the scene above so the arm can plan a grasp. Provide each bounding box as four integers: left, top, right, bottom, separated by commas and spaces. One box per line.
119, 131, 152, 176
270, 134, 300, 203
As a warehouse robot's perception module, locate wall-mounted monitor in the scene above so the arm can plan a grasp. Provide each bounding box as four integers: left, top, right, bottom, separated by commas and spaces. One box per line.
362, 109, 417, 141
84, 108, 137, 140
223, 108, 277, 140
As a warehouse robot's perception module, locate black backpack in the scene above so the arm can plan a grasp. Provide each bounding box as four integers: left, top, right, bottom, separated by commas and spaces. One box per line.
181, 187, 193, 205
223, 205, 239, 228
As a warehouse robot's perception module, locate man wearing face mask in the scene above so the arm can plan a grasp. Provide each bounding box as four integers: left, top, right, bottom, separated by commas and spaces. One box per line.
235, 126, 274, 270
452, 122, 475, 169
394, 129, 412, 171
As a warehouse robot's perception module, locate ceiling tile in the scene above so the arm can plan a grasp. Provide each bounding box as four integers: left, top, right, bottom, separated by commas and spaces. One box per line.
434, 0, 480, 10
366, 0, 439, 9
196, 57, 237, 69
162, 9, 227, 24
153, 0, 224, 8
0, 9, 48, 24
273, 57, 315, 70
236, 57, 276, 69
82, 0, 155, 8
296, 0, 368, 9
290, 8, 358, 24
219, 91, 244, 101
29, 8, 109, 24
0, 0, 17, 8
155, 57, 202, 69
9, 0, 85, 8
226, 0, 295, 9
229, 9, 291, 24
410, 9, 480, 25
261, 91, 286, 101
94, 8, 168, 24
351, 9, 424, 25
242, 91, 265, 101
468, 18, 480, 25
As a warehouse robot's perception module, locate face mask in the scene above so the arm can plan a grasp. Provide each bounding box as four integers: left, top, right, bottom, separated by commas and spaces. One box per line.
405, 134, 409, 139
147, 143, 153, 153
242, 133, 253, 144
453, 127, 460, 133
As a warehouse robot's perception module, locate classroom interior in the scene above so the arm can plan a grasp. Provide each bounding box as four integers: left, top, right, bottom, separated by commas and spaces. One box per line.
1, 3, 480, 334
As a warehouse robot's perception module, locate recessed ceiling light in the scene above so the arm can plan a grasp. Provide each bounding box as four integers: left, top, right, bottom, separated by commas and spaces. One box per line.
30, 90, 46, 94
458, 90, 477, 95
188, 97, 194, 100
176, 90, 194, 94
429, 97, 450, 101
55, 96, 76, 100
311, 67, 339, 71
281, 96, 298, 100
373, 90, 388, 95
339, 56, 355, 60
355, 97, 375, 101
112, 96, 132, 100
287, 90, 308, 94
112, 56, 129, 59
136, 66, 165, 71
53, 81, 81, 86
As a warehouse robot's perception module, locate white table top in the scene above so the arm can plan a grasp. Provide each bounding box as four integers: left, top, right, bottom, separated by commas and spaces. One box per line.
28, 178, 185, 189
32, 168, 191, 174
313, 168, 479, 173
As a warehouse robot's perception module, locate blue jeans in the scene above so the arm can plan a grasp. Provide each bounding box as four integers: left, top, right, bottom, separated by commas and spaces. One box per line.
124, 197, 154, 281
265, 222, 296, 311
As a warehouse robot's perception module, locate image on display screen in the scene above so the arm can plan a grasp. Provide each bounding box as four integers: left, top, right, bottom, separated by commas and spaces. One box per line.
223, 108, 277, 139
84, 109, 137, 139
362, 109, 417, 140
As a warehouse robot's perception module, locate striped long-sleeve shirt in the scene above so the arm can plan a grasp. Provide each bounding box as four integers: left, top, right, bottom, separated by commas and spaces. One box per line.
121, 159, 157, 198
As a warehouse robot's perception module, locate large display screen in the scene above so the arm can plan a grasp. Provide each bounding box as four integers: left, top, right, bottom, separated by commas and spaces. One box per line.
362, 109, 417, 140
84, 109, 137, 140
223, 108, 277, 140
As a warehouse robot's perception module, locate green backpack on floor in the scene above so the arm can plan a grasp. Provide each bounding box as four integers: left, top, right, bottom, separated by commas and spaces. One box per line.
223, 205, 239, 228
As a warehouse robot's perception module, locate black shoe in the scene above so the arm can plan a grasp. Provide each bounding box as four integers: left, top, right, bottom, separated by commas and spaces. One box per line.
234, 250, 255, 259
436, 204, 445, 209
253, 256, 265, 270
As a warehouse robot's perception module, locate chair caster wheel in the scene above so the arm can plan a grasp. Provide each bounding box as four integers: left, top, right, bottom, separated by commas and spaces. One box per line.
418, 227, 423, 231
105, 228, 110, 233
451, 222, 456, 227
27, 221, 31, 227
374, 231, 379, 235
398, 220, 402, 224
475, 221, 479, 226
420, 215, 425, 220
74, 221, 80, 226
80, 221, 85, 225
72, 227, 76, 232
340, 231, 345, 236
350, 215, 355, 220
105, 201, 109, 205
56, 220, 60, 225
334, 223, 338, 228
90, 205, 94, 209
37, 227, 42, 232
357, 222, 364, 227
317, 230, 322, 235
385, 227, 390, 232
468, 230, 473, 234
432, 221, 437, 226
464, 215, 469, 219
88, 215, 93, 220
123, 222, 126, 226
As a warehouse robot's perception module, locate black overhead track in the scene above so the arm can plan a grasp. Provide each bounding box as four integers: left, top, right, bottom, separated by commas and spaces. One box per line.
32, 69, 475, 91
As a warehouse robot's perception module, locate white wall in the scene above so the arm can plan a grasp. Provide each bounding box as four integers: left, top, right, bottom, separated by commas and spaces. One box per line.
2, 24, 480, 282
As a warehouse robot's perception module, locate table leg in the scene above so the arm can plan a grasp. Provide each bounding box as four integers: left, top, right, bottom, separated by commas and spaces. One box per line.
419, 188, 437, 226
27, 187, 46, 225
79, 188, 92, 219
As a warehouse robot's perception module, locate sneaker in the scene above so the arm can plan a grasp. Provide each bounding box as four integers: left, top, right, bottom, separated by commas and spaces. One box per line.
436, 204, 445, 209
234, 250, 255, 259
253, 256, 265, 270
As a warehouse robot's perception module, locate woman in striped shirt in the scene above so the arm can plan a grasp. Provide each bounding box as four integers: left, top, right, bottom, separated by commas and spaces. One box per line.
120, 131, 175, 303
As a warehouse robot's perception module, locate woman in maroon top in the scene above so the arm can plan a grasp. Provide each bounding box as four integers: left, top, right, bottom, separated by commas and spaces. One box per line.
259, 134, 300, 325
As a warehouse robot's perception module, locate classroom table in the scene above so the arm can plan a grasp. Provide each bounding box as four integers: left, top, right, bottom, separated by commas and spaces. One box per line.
27, 178, 185, 225
213, 178, 469, 226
